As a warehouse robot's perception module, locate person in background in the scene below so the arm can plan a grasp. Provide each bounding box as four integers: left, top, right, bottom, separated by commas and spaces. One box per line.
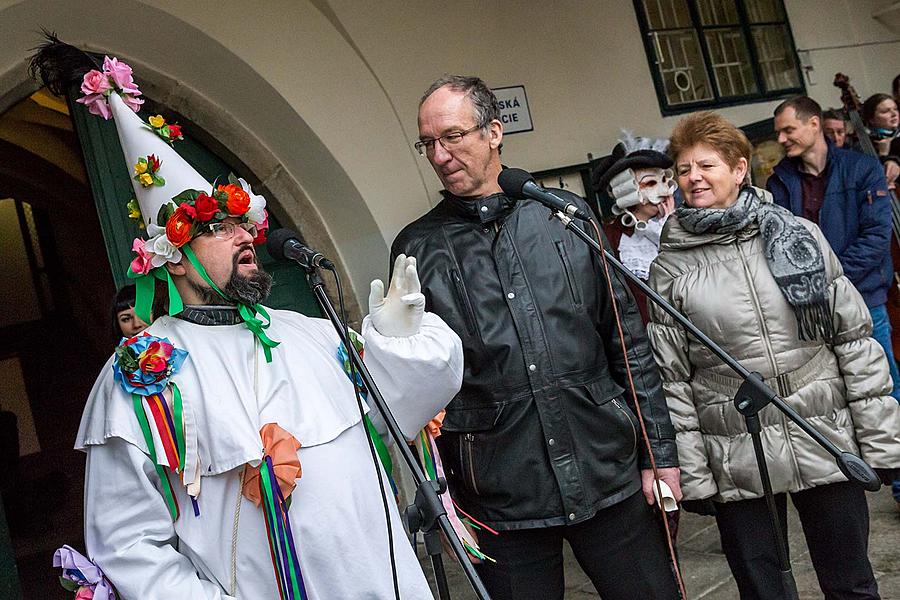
110, 285, 149, 344
648, 110, 900, 600
861, 93, 900, 187
767, 96, 900, 405
591, 132, 677, 323
821, 109, 848, 148
892, 73, 900, 107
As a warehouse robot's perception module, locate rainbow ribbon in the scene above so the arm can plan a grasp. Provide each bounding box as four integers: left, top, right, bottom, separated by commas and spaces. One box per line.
415, 429, 496, 563
259, 455, 308, 600
131, 384, 187, 521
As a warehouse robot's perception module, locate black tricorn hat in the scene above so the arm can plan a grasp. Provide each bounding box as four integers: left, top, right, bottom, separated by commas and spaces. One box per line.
593, 148, 673, 197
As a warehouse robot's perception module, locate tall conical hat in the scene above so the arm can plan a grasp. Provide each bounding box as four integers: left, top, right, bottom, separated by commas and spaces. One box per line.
108, 91, 209, 229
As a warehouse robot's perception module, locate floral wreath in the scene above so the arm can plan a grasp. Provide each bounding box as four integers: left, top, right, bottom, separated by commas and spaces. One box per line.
129, 173, 269, 276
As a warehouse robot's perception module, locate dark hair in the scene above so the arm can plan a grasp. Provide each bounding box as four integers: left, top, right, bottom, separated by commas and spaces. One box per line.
110, 285, 137, 344
420, 75, 501, 128
774, 96, 823, 122
861, 93, 896, 126
893, 73, 900, 99
669, 111, 752, 169
822, 109, 846, 122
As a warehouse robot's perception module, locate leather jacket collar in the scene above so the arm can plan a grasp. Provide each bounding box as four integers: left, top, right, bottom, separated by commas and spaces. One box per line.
442, 191, 516, 224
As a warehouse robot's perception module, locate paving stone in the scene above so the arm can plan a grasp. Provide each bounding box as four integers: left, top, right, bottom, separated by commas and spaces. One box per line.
421, 488, 900, 598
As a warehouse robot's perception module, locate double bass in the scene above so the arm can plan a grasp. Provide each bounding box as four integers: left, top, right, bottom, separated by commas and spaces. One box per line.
834, 73, 900, 358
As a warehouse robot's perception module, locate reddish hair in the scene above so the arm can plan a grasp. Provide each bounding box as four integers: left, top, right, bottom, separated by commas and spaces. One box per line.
668, 111, 751, 169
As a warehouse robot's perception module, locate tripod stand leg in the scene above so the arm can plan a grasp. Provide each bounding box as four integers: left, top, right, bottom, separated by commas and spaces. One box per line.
746, 414, 799, 600
424, 529, 452, 600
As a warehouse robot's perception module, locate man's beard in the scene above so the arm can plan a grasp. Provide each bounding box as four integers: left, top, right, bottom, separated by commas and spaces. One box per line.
190, 251, 273, 307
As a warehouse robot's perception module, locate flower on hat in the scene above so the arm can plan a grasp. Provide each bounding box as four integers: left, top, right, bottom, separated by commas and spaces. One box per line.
113, 332, 188, 396
194, 193, 219, 222
129, 237, 153, 275
144, 114, 184, 145
75, 56, 143, 120
218, 183, 251, 216
165, 206, 194, 248
145, 224, 183, 267
134, 155, 165, 188
126, 198, 144, 229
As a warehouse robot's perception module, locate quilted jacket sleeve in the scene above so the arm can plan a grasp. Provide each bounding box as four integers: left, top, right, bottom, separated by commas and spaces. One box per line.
646, 261, 718, 500
815, 224, 900, 469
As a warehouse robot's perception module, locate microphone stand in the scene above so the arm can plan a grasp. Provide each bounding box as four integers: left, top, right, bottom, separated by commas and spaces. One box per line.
550, 211, 881, 600
304, 267, 491, 600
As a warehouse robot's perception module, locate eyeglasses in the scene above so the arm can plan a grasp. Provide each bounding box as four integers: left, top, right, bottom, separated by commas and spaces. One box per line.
414, 123, 485, 156
206, 221, 258, 240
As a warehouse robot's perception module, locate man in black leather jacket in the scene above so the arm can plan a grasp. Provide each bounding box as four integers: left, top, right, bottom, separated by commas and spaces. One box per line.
392, 75, 681, 600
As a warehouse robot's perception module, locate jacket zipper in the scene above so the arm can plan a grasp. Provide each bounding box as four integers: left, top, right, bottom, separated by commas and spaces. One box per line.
555, 241, 583, 308
461, 433, 479, 494
450, 268, 477, 336
613, 398, 637, 455
735, 241, 802, 476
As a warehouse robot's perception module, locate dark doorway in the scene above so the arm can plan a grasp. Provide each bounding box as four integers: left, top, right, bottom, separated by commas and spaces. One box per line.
0, 89, 114, 598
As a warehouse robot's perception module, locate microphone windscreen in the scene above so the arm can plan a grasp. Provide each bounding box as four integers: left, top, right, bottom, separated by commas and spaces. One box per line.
497, 168, 535, 198
266, 228, 301, 260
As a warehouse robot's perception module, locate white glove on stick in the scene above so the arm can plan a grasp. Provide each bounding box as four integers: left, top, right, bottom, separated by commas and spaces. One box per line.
368, 254, 426, 337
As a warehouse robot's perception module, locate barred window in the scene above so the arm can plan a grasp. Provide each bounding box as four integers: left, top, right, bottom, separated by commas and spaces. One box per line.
635, 0, 803, 114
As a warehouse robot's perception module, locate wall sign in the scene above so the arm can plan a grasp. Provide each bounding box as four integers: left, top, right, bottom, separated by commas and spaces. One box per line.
492, 86, 533, 134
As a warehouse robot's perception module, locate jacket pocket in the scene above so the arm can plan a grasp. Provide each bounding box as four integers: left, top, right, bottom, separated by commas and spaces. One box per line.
442, 404, 504, 497
555, 241, 583, 309
583, 380, 636, 460
448, 267, 478, 336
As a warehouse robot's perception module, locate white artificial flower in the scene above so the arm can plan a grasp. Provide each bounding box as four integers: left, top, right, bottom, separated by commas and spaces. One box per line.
239, 177, 268, 224
146, 224, 183, 267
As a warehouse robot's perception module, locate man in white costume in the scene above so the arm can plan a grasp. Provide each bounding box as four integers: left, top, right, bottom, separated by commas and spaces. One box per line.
64, 53, 463, 599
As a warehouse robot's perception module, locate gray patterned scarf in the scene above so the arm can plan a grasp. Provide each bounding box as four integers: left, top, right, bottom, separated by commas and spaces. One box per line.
677, 187, 833, 342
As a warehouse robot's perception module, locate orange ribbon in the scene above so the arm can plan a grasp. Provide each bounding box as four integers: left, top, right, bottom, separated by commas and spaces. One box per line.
242, 423, 302, 507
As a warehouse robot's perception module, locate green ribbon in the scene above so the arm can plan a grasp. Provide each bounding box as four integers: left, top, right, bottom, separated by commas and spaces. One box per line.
180, 245, 279, 362
364, 414, 393, 480
132, 394, 179, 521
172, 382, 186, 472
128, 264, 184, 326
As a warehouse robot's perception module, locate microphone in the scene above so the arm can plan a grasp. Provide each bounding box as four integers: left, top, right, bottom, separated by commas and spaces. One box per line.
498, 168, 592, 220
266, 228, 335, 270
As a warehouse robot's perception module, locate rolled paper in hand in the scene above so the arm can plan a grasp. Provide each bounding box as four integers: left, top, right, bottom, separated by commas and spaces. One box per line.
653, 480, 678, 512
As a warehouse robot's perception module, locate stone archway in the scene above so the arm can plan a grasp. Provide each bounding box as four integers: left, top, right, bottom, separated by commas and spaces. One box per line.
0, 0, 434, 316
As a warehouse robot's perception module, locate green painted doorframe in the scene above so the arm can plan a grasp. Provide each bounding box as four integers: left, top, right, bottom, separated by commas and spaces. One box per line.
66, 88, 320, 317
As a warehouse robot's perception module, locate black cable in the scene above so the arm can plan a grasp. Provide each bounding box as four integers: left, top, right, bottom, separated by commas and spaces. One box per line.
330, 269, 401, 600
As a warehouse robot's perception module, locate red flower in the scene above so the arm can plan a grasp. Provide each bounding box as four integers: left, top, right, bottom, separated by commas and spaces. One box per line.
218, 184, 250, 216
167, 124, 183, 139
179, 202, 197, 219
166, 206, 194, 247
148, 154, 161, 171
194, 193, 218, 221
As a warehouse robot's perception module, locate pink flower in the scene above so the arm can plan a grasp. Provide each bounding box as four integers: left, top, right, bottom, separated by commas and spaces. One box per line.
76, 94, 111, 120
121, 94, 145, 113
129, 238, 153, 275
74, 587, 94, 600
80, 70, 111, 96
103, 56, 140, 94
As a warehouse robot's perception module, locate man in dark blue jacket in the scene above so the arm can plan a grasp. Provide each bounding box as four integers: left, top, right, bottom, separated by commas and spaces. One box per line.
767, 96, 900, 403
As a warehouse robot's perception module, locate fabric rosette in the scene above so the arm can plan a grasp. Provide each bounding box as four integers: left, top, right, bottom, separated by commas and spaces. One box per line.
242, 423, 302, 506
75, 55, 143, 120
113, 332, 188, 396
53, 545, 117, 600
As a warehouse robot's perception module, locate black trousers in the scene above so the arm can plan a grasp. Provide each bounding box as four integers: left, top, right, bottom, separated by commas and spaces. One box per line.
473, 490, 679, 600
715, 481, 879, 600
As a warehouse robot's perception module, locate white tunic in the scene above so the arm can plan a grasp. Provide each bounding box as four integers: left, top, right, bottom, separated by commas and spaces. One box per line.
76, 309, 463, 599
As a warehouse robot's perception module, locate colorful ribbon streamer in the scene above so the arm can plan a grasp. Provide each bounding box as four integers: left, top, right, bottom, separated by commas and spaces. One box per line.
131, 386, 188, 521
415, 429, 496, 563
259, 455, 308, 600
